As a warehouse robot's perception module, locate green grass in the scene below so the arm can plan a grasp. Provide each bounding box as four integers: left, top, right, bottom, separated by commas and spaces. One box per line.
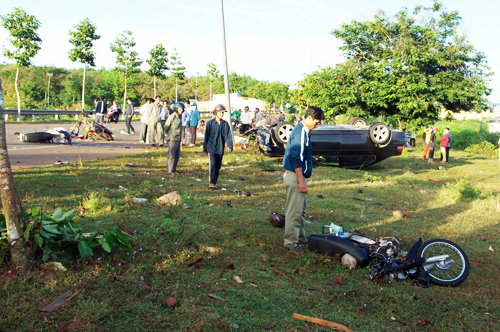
1, 142, 499, 331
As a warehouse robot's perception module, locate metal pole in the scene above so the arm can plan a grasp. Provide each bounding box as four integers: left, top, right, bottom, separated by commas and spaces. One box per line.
220, 0, 234, 140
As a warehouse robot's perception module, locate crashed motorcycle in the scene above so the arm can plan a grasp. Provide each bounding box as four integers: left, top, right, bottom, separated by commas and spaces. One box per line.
308, 225, 470, 287
68, 111, 114, 141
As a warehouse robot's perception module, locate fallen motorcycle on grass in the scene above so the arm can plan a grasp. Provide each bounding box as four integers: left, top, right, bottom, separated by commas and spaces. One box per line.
308, 224, 470, 287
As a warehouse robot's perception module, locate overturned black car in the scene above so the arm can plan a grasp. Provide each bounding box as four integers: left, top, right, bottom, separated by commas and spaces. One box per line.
245, 118, 405, 168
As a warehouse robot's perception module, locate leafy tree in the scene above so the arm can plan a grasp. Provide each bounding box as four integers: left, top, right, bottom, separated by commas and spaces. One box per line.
296, 1, 492, 129
145, 43, 169, 97
1, 7, 42, 120
170, 48, 185, 101
207, 63, 219, 103
68, 18, 100, 111
110, 30, 142, 110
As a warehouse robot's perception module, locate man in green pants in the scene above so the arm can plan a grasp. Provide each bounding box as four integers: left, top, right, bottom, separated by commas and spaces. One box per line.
282, 106, 324, 252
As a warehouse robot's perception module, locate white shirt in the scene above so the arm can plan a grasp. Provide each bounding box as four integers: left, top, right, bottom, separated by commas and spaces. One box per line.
140, 103, 149, 123
241, 110, 252, 124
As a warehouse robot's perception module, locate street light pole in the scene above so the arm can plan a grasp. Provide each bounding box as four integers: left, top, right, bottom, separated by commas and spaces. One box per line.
220, 0, 234, 140
291, 9, 315, 73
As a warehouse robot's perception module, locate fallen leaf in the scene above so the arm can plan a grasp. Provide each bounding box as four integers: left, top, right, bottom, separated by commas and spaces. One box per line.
208, 294, 227, 302
344, 290, 357, 297
232, 323, 239, 329
40, 271, 55, 284
165, 298, 176, 307
180, 203, 190, 209
234, 276, 244, 284
416, 319, 433, 326
188, 258, 204, 268
430, 298, 446, 304
249, 283, 258, 287
219, 262, 235, 278
489, 246, 496, 252
134, 281, 154, 292
40, 290, 80, 312
1, 269, 18, 281
273, 268, 286, 276
391, 317, 407, 326
40, 262, 67, 272
334, 277, 346, 285
105, 205, 112, 212
429, 179, 442, 182
308, 287, 318, 291
259, 324, 271, 330
109, 274, 118, 281
291, 314, 353, 332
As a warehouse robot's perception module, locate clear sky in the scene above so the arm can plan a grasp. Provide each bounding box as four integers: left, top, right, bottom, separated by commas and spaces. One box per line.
1, 0, 499, 101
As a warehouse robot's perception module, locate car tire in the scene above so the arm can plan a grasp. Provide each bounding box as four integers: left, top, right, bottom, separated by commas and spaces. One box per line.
348, 117, 368, 126
369, 122, 391, 145
273, 122, 295, 144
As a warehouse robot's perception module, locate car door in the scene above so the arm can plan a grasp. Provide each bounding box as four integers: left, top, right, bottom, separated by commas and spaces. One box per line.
310, 125, 340, 156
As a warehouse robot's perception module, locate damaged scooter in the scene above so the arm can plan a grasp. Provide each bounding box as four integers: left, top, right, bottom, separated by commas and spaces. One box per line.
308, 224, 470, 287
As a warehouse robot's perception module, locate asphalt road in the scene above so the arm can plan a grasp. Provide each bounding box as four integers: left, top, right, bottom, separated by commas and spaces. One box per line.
4, 121, 165, 170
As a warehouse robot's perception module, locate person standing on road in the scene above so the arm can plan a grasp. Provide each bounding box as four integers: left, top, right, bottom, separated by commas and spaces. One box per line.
188, 101, 201, 146
95, 96, 107, 125
282, 106, 324, 253
147, 96, 162, 147
139, 98, 152, 143
440, 128, 451, 163
164, 102, 185, 174
203, 104, 233, 190
428, 126, 437, 163
124, 98, 135, 135
240, 106, 252, 134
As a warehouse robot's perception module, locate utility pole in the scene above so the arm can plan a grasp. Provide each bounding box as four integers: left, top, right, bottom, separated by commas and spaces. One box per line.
220, 0, 234, 140
46, 72, 53, 108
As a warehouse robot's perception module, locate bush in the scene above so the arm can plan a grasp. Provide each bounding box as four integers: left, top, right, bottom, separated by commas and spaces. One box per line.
465, 141, 498, 159
440, 179, 483, 200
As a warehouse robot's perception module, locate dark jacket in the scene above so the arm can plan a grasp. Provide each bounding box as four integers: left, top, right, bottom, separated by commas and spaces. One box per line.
203, 119, 233, 155
164, 113, 182, 141
95, 100, 107, 114
124, 103, 134, 116
282, 121, 313, 178
428, 132, 436, 149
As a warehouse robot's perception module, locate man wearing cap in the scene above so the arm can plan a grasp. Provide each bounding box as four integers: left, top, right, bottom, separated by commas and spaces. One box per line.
203, 104, 233, 189
188, 101, 201, 146
164, 102, 185, 174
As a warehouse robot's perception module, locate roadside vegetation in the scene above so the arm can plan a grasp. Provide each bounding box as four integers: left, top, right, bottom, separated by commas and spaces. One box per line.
0, 139, 498, 331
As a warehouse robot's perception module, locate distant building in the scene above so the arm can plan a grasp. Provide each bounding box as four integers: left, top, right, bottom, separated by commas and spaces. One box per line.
440, 103, 500, 120
194, 93, 266, 113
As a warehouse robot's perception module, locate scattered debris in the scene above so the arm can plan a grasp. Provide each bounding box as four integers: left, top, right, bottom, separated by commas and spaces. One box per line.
317, 195, 324, 199
429, 179, 442, 182
53, 161, 69, 166
416, 319, 433, 327
357, 189, 363, 193
133, 198, 148, 204
188, 258, 204, 268
291, 313, 353, 332
238, 177, 245, 181
125, 163, 135, 167
259, 324, 271, 330
393, 210, 404, 218
208, 294, 227, 302
419, 190, 436, 194
201, 246, 222, 254
430, 298, 446, 304
227, 201, 233, 208
180, 203, 190, 209
273, 268, 286, 276
234, 276, 245, 284
1, 269, 18, 281
220, 263, 235, 278
342, 254, 357, 270
134, 281, 154, 292
391, 317, 407, 326
165, 298, 176, 307
334, 277, 346, 285
157, 191, 181, 205
40, 290, 80, 312
489, 246, 496, 252
40, 262, 67, 272
249, 283, 258, 287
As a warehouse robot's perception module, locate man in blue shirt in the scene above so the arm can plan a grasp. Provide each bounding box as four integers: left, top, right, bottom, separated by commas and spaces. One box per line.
282, 106, 324, 252
188, 101, 201, 146
203, 104, 233, 189
95, 96, 107, 125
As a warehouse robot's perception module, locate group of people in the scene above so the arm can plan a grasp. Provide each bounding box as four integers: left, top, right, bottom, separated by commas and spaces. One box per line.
422, 126, 452, 163
135, 97, 201, 148
231, 106, 263, 133
93, 97, 122, 125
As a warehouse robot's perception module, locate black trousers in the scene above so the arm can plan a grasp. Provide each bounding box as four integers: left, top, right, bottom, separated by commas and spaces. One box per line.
410, 138, 416, 147
240, 124, 250, 134
167, 141, 181, 173
440, 147, 450, 161
209, 153, 223, 186
189, 126, 197, 144
429, 148, 435, 159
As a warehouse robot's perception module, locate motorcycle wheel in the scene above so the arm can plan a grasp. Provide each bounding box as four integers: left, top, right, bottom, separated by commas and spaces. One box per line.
417, 239, 470, 287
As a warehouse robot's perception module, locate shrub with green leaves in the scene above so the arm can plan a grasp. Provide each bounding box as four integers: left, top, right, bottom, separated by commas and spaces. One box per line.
0, 207, 132, 265
440, 179, 483, 200
465, 141, 498, 159
363, 172, 382, 182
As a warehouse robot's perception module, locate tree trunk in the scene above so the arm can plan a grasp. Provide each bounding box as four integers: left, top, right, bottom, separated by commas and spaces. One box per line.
123, 76, 127, 112
175, 78, 178, 102
154, 76, 156, 98
397, 118, 402, 131
81, 65, 86, 111
15, 66, 21, 121
0, 78, 28, 271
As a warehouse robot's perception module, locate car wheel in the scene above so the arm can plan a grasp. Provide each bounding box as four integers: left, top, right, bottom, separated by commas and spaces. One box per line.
274, 122, 295, 144
348, 117, 368, 126
369, 122, 391, 145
